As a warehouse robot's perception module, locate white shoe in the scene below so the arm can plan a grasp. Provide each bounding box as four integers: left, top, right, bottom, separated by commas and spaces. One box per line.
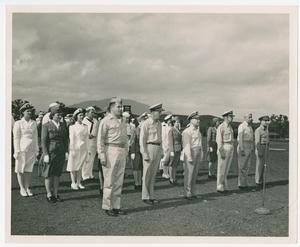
26, 188, 33, 196
78, 184, 85, 189
71, 183, 79, 190
162, 174, 170, 179
20, 188, 27, 197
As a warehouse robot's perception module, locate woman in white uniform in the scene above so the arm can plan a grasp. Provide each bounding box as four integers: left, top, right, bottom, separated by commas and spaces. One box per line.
13, 103, 39, 197
67, 108, 89, 190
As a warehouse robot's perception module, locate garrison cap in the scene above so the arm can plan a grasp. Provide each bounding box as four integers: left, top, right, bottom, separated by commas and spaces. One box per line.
19, 103, 33, 113
149, 103, 164, 112
222, 110, 235, 117
187, 111, 200, 121
258, 115, 270, 121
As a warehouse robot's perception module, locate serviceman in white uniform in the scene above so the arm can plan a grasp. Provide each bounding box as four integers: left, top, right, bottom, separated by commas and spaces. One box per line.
237, 113, 254, 190
182, 111, 203, 200
161, 114, 174, 179
216, 110, 235, 193
97, 97, 128, 217
82, 106, 99, 181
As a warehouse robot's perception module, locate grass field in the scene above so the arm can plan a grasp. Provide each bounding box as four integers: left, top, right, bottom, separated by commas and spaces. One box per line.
10, 140, 289, 236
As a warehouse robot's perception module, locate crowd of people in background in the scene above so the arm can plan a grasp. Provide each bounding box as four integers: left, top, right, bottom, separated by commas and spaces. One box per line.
12, 98, 270, 217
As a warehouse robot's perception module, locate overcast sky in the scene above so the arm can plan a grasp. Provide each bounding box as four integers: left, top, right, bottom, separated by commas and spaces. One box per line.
12, 13, 289, 120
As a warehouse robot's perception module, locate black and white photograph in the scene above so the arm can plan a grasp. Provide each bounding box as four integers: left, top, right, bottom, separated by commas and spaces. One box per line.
3, 4, 298, 245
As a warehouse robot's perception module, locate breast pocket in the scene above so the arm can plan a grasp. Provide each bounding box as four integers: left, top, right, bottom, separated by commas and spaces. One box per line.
223, 130, 232, 142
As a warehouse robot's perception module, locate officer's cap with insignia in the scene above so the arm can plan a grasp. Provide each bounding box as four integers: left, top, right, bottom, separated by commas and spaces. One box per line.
258, 115, 270, 121
164, 114, 173, 121
149, 103, 164, 112
187, 111, 200, 121
73, 108, 84, 119
19, 103, 34, 113
222, 110, 235, 118
86, 106, 96, 112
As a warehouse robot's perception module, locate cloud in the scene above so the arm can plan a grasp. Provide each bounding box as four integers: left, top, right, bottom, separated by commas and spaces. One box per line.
12, 13, 289, 119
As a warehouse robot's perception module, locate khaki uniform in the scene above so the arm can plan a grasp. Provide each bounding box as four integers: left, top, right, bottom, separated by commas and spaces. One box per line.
216, 122, 234, 191
237, 121, 254, 187
139, 117, 162, 200
182, 126, 203, 198
97, 113, 128, 210
254, 126, 269, 184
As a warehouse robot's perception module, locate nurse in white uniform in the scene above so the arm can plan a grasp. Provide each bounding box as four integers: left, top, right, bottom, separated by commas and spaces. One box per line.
13, 103, 39, 197
66, 108, 89, 190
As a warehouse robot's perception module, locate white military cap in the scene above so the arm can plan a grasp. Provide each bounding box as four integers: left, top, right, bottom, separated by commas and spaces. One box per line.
222, 110, 235, 117
86, 106, 96, 112
149, 103, 164, 112
73, 108, 84, 119
164, 114, 173, 121
187, 111, 200, 121
49, 102, 60, 108
19, 103, 33, 113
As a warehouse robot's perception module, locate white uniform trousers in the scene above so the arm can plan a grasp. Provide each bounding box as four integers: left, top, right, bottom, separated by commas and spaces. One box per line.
102, 146, 127, 210
237, 142, 253, 187
183, 147, 202, 198
217, 143, 234, 191
142, 144, 162, 200
82, 146, 97, 180
255, 145, 268, 184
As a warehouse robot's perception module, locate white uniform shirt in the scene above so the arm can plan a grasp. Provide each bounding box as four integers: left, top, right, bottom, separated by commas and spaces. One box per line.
182, 125, 203, 162
237, 121, 254, 151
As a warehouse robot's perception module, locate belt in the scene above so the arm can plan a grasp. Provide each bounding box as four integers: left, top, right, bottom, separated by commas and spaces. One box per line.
146, 142, 161, 146
105, 143, 126, 148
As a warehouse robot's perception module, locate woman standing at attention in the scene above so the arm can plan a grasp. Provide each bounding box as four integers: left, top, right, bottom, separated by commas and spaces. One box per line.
41, 105, 69, 203
67, 108, 89, 190
13, 103, 39, 197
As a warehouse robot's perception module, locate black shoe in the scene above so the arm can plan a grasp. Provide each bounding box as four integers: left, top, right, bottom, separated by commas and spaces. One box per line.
208, 175, 217, 180
191, 195, 198, 199
143, 199, 153, 205
217, 190, 225, 194
46, 196, 56, 203
54, 195, 63, 202
105, 210, 118, 217
184, 196, 193, 200
113, 209, 127, 215
169, 180, 174, 184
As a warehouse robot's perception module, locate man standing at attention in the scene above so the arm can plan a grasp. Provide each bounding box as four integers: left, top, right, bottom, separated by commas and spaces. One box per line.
97, 97, 128, 217
237, 113, 254, 190
255, 115, 270, 189
182, 111, 203, 200
139, 103, 164, 205
216, 111, 235, 193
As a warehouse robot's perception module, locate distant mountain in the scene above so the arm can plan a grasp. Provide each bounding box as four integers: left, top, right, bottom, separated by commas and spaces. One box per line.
69, 98, 151, 115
